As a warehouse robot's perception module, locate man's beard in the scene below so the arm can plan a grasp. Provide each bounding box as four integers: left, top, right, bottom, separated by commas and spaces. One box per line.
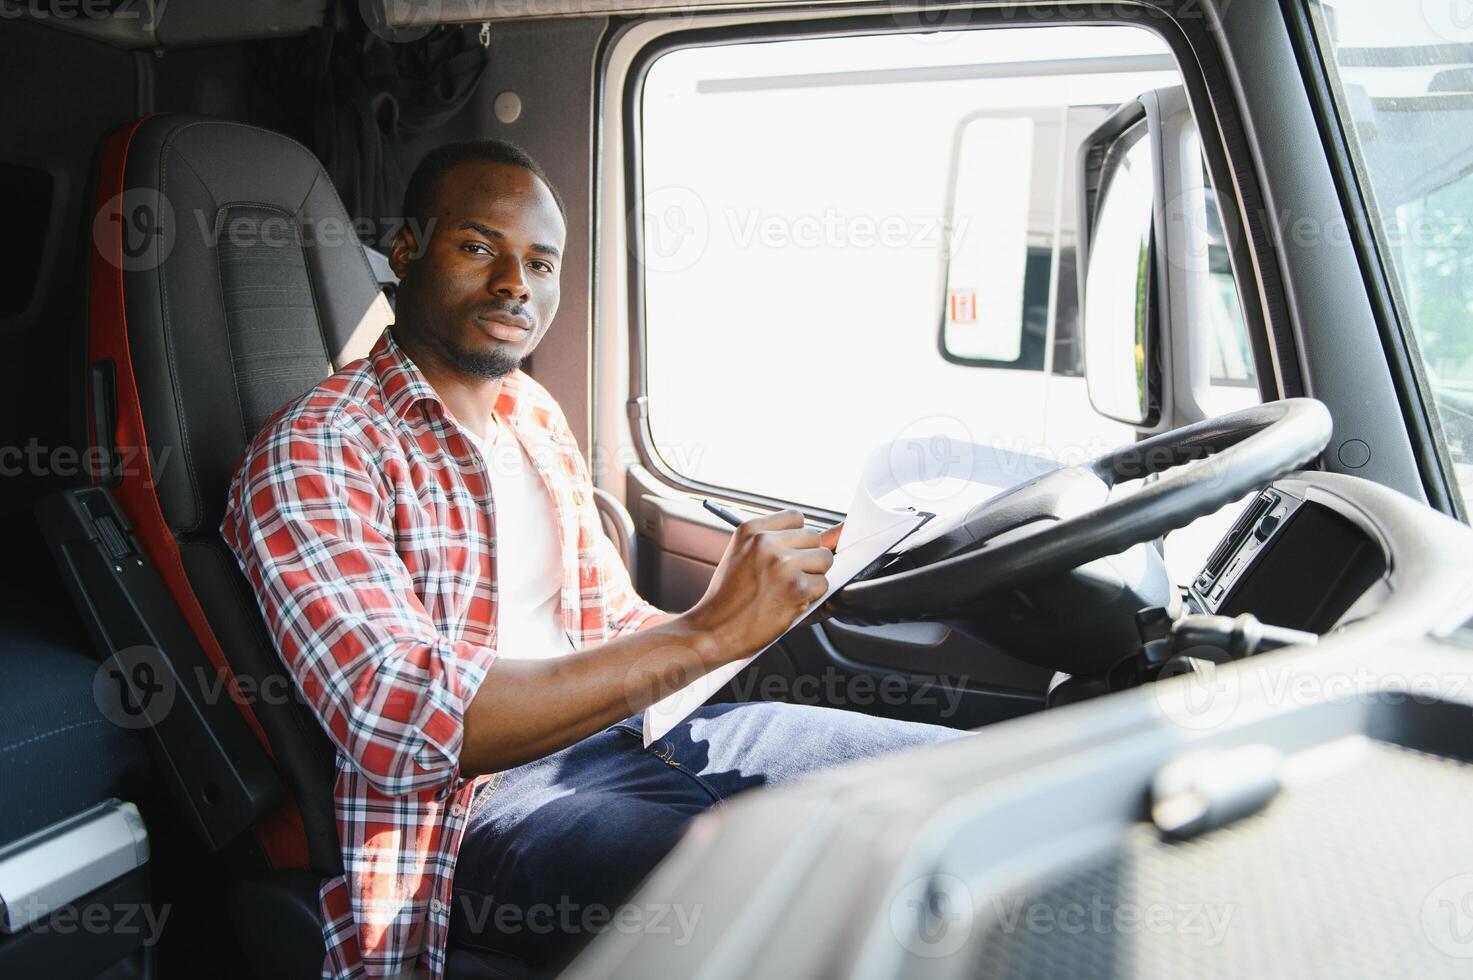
424, 305, 532, 379
443, 340, 522, 379
392, 278, 535, 379
447, 299, 536, 378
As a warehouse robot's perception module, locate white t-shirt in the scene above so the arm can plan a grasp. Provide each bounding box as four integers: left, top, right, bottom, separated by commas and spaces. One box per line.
473, 413, 574, 661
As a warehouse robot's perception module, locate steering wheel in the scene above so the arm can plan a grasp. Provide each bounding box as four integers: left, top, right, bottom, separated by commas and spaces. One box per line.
831, 398, 1333, 622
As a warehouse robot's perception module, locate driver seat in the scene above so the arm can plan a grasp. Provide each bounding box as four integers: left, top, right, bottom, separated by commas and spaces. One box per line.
77, 113, 584, 979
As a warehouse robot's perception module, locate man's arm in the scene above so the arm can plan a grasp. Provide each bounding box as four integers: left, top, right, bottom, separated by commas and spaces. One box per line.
223, 411, 501, 798
454, 391, 837, 773
226, 409, 837, 793
460, 512, 841, 774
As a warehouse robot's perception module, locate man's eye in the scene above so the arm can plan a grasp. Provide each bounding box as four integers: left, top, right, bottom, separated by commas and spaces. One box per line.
462, 242, 491, 255
529, 261, 555, 274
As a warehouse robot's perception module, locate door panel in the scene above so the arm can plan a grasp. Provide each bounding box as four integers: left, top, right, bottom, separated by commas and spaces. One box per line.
820, 619, 1052, 694
783, 626, 1046, 729
628, 482, 726, 612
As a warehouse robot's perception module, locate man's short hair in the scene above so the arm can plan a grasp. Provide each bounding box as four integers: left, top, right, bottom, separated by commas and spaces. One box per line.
402, 139, 566, 228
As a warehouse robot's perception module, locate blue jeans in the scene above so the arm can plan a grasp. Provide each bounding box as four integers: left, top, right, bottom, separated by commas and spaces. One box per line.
449, 701, 966, 966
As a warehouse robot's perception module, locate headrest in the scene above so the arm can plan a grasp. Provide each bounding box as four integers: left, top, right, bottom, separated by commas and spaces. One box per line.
103, 115, 390, 535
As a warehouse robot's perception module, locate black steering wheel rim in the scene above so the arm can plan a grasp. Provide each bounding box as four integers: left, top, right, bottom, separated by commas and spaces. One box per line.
831, 398, 1333, 619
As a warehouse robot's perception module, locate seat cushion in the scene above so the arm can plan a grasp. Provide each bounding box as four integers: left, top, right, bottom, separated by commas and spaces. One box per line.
0, 606, 153, 846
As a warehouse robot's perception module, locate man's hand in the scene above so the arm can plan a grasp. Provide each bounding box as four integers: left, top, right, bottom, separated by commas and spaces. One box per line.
460, 513, 843, 775
683, 510, 840, 658
824, 521, 845, 548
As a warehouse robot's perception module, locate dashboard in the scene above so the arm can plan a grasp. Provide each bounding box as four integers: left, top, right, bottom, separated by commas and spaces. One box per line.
1188, 481, 1390, 634
569, 470, 1473, 980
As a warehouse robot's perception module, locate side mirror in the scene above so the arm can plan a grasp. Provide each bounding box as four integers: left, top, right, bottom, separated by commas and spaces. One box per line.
938, 110, 1058, 369
1077, 98, 1166, 426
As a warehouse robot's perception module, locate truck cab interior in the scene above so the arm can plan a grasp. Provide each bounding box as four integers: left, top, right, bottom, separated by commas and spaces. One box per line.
3, 2, 1473, 979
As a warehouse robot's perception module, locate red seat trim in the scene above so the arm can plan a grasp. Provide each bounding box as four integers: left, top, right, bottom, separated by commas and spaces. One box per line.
88, 116, 308, 869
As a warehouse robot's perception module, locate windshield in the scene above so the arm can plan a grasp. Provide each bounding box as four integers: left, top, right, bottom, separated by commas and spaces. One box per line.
1308, 1, 1473, 515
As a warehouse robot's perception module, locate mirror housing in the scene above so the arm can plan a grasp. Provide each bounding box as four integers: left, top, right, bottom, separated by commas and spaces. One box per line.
1077, 95, 1169, 427
1077, 86, 1251, 432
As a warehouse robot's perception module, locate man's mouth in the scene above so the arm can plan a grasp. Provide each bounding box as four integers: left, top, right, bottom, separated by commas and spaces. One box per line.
475, 311, 532, 342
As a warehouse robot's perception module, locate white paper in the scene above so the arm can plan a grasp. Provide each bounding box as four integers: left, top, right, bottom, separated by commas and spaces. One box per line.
641, 440, 942, 745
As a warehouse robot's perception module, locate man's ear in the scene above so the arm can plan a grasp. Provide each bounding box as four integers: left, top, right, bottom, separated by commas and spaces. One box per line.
388, 223, 421, 280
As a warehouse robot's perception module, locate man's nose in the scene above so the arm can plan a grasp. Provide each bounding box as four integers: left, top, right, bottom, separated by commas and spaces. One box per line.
487, 255, 531, 304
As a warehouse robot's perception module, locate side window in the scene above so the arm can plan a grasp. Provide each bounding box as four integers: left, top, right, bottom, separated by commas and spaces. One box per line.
1202, 176, 1254, 391
636, 25, 1253, 519
1307, 0, 1473, 515
1182, 125, 1257, 417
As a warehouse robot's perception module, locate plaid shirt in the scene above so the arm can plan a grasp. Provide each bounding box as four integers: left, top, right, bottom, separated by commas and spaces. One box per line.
222, 327, 666, 979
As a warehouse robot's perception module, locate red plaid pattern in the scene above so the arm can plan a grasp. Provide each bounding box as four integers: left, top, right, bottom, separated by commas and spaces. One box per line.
222, 328, 666, 979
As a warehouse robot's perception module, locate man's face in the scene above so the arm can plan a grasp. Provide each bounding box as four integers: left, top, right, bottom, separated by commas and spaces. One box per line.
390, 160, 566, 379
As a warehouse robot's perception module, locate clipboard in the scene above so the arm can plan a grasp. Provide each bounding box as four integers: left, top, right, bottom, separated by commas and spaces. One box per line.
641, 505, 935, 745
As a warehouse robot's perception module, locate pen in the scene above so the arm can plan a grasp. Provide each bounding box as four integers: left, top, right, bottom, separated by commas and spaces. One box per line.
702, 498, 747, 528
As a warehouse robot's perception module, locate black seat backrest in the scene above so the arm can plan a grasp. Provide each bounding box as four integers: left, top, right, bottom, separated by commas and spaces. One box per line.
89, 114, 392, 871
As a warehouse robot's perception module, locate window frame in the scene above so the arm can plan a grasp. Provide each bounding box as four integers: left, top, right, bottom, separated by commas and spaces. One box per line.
617, 5, 1284, 518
